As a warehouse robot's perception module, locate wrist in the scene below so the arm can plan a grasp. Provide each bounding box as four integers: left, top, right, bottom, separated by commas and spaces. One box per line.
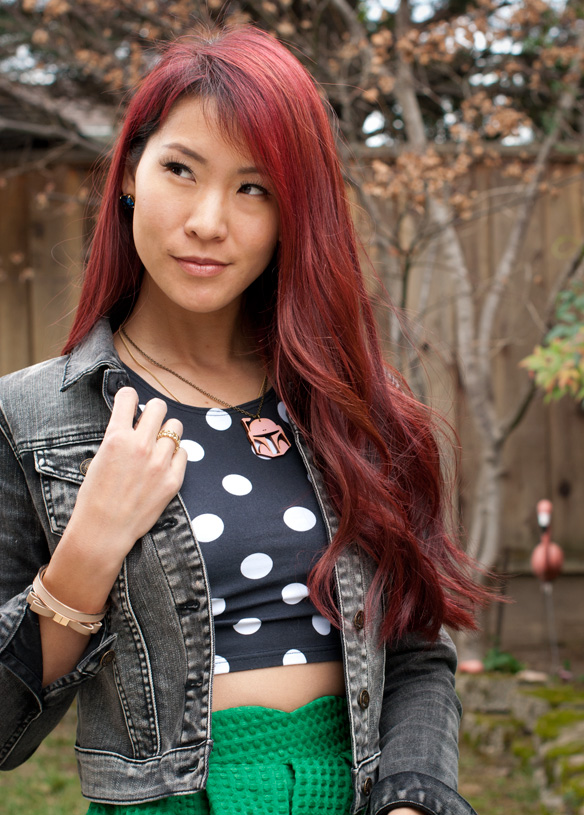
45, 529, 125, 613
27, 565, 108, 634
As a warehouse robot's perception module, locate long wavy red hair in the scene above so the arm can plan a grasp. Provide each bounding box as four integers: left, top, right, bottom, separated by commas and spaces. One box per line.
66, 25, 485, 642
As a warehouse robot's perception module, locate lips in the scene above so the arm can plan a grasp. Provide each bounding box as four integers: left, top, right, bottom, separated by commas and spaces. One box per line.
178, 256, 228, 265
172, 255, 230, 277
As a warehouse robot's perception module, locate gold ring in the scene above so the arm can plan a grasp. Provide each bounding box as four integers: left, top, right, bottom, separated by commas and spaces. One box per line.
156, 429, 181, 454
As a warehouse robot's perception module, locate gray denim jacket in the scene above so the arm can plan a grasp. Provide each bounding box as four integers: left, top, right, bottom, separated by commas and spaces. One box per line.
0, 320, 476, 815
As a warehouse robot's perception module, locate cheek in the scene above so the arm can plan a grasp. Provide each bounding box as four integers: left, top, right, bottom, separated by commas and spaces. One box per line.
136, 185, 174, 224
246, 214, 279, 257
132, 194, 180, 252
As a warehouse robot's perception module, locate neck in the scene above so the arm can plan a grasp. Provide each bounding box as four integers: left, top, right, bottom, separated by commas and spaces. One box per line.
122, 282, 253, 371
113, 281, 267, 408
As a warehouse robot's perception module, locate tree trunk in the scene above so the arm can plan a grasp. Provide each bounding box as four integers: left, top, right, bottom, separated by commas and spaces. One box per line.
457, 447, 504, 661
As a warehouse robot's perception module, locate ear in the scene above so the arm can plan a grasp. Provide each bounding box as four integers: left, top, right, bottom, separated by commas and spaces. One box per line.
122, 166, 136, 198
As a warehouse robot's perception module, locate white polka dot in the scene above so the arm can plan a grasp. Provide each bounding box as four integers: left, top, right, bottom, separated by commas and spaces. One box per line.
222, 474, 252, 496
192, 513, 224, 542
233, 617, 262, 635
139, 404, 146, 412
277, 401, 290, 424
281, 583, 309, 604
312, 615, 331, 635
240, 553, 273, 579
206, 408, 232, 431
251, 446, 271, 460
181, 439, 205, 462
283, 507, 317, 532
283, 649, 307, 665
212, 598, 226, 616
214, 655, 230, 674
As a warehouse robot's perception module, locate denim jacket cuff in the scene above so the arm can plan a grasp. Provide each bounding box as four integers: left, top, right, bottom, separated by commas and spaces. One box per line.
0, 589, 117, 769
369, 771, 477, 815
0, 589, 117, 703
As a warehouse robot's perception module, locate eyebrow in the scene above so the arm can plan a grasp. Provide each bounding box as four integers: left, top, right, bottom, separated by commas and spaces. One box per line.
162, 142, 259, 175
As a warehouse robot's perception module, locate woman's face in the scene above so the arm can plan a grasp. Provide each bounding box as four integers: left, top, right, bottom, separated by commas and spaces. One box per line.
123, 96, 280, 321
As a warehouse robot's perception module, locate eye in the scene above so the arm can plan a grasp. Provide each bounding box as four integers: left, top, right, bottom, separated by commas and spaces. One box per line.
162, 160, 194, 179
239, 182, 270, 197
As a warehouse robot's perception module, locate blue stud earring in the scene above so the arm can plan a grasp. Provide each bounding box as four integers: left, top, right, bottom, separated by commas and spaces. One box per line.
119, 193, 135, 210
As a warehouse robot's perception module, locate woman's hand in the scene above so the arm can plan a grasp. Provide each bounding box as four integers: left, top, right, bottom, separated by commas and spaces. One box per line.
69, 386, 187, 558
39, 387, 187, 686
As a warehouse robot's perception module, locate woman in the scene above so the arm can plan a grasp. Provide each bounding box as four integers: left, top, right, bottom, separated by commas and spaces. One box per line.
0, 25, 482, 815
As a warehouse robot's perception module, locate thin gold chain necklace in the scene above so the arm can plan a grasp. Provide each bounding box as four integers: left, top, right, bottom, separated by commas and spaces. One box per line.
118, 327, 291, 458
119, 328, 181, 402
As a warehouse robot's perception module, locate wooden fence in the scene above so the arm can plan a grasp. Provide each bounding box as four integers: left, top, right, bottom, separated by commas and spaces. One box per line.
1, 151, 583, 569
369, 157, 584, 570
0, 159, 91, 371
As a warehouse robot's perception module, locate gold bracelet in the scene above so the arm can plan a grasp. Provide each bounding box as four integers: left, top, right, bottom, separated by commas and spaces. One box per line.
26, 565, 108, 636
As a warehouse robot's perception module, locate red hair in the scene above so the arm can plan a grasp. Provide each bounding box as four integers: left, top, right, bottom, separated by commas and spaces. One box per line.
66, 25, 486, 642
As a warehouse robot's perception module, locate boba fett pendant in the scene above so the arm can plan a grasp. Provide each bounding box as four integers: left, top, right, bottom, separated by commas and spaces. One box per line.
241, 416, 291, 458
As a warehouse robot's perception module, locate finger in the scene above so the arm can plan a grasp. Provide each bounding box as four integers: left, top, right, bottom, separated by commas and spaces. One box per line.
170, 445, 188, 486
134, 397, 168, 439
109, 387, 139, 428
154, 419, 184, 457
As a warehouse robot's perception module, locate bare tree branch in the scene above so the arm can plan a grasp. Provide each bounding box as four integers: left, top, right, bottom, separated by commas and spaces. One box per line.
477, 24, 584, 384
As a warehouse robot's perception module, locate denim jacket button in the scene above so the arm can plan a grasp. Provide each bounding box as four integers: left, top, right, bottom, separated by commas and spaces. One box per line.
358, 688, 370, 709
362, 776, 373, 796
80, 458, 93, 475
353, 609, 365, 629
100, 650, 116, 667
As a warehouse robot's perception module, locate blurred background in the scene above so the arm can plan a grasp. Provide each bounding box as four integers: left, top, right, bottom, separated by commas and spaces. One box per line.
1, 0, 583, 812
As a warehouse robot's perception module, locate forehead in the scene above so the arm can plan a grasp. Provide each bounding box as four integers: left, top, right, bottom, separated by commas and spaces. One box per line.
150, 96, 252, 162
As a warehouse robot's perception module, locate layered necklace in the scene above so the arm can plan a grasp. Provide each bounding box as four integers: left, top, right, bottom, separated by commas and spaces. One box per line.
118, 328, 291, 458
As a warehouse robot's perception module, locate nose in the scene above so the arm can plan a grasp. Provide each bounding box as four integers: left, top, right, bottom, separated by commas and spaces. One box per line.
184, 188, 228, 241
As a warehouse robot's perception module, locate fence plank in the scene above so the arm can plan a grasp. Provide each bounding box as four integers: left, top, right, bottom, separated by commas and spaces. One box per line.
27, 166, 87, 362
0, 176, 32, 377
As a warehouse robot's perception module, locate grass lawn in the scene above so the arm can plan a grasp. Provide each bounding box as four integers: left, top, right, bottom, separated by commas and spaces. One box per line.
2, 706, 85, 815
459, 738, 547, 815
2, 704, 546, 814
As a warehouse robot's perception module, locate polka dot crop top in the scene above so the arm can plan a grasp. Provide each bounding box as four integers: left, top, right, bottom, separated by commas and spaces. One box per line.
126, 368, 343, 675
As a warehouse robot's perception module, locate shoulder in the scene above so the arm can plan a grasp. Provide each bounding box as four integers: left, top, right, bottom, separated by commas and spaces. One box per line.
0, 355, 93, 452
0, 355, 68, 406
0, 355, 68, 411
0, 320, 121, 451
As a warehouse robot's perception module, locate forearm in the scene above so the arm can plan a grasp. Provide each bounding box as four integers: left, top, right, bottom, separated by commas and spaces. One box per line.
378, 629, 461, 786
39, 515, 131, 687
370, 630, 476, 815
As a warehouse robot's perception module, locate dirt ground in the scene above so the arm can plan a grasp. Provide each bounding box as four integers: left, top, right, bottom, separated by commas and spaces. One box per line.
482, 573, 583, 676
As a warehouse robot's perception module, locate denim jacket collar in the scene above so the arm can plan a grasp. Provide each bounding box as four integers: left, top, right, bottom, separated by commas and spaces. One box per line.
61, 319, 124, 392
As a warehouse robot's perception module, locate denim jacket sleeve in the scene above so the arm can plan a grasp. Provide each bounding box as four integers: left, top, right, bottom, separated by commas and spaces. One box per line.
369, 629, 476, 815
0, 411, 116, 771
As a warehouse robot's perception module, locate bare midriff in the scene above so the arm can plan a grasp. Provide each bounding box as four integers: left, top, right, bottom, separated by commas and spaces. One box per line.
212, 660, 346, 712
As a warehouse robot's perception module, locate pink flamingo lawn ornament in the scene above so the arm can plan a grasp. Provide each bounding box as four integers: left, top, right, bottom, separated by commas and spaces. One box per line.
531, 500, 566, 677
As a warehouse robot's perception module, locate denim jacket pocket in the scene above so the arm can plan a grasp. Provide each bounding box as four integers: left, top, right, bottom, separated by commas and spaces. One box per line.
33, 438, 103, 534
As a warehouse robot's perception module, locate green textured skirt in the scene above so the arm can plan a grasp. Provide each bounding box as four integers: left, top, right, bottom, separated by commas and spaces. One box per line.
87, 695, 354, 815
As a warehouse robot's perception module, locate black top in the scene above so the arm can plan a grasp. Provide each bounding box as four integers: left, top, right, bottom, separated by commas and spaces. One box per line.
125, 367, 343, 674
